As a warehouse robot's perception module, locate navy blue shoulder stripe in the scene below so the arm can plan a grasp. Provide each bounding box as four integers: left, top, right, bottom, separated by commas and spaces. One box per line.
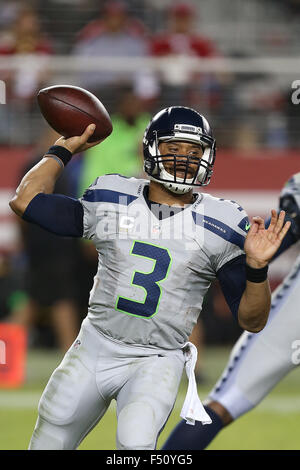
82, 189, 138, 205
192, 212, 245, 249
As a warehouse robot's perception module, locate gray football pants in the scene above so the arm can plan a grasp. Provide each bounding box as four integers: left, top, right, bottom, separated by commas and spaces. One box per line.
29, 318, 185, 450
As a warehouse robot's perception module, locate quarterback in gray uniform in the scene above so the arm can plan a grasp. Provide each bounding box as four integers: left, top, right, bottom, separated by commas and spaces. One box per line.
10, 106, 290, 450
163, 172, 300, 450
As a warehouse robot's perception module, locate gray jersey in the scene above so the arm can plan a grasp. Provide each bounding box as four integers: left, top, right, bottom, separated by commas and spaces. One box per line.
80, 174, 248, 349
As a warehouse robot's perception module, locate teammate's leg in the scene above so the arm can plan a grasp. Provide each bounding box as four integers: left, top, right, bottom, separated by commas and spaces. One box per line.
116, 354, 184, 450
162, 402, 229, 450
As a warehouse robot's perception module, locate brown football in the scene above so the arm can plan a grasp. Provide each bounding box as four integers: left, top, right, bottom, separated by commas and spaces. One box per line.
37, 85, 113, 142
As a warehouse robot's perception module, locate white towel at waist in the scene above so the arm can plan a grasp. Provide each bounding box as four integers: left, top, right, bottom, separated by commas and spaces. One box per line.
180, 342, 212, 426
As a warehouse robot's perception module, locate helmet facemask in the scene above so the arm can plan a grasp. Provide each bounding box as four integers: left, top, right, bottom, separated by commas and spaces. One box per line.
144, 124, 216, 194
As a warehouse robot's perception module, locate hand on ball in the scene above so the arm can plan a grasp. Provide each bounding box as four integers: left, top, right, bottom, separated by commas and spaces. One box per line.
54, 124, 103, 154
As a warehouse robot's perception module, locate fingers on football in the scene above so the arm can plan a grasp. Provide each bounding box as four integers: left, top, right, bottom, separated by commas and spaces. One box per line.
88, 123, 96, 133
80, 124, 96, 144
81, 124, 96, 142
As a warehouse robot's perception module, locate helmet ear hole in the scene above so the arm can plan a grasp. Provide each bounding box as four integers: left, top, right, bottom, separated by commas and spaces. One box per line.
144, 158, 156, 175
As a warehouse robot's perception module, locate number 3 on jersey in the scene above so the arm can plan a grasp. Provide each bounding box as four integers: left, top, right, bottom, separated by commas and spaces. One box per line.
116, 241, 172, 318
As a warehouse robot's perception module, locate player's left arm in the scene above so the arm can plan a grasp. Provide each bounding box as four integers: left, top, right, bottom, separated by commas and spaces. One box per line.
237, 210, 290, 332
217, 174, 300, 332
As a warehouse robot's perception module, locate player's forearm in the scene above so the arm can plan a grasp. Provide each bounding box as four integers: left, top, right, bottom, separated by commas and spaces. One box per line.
238, 279, 271, 333
9, 156, 63, 216
239, 211, 290, 332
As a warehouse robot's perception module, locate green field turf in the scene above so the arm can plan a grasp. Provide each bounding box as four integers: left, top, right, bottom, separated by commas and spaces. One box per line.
0, 346, 299, 450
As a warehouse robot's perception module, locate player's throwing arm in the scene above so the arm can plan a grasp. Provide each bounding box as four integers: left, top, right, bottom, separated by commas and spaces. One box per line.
9, 124, 100, 217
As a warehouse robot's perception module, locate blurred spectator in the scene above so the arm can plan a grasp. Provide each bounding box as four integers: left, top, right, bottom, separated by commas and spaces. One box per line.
76, 1, 147, 44
150, 3, 216, 60
0, 5, 54, 144
0, 5, 54, 105
35, 0, 100, 54
78, 87, 150, 195
148, 2, 226, 121
73, 0, 151, 108
150, 3, 217, 87
230, 72, 288, 151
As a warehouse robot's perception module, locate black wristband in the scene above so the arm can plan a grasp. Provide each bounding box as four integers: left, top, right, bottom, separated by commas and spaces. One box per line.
246, 263, 268, 283
45, 145, 73, 166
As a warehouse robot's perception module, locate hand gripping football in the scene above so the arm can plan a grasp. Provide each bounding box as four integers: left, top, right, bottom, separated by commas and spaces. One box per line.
37, 85, 113, 142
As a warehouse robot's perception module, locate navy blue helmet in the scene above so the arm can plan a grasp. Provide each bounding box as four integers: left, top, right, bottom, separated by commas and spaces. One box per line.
143, 106, 216, 194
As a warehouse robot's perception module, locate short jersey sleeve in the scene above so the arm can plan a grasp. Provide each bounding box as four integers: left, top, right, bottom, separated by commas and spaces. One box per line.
79, 177, 101, 240
78, 174, 143, 241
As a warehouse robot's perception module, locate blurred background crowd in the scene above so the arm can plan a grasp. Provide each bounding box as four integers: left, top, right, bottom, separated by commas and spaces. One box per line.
1, 0, 300, 147
0, 0, 300, 382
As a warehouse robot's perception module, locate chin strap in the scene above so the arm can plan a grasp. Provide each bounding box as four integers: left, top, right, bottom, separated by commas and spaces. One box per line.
162, 181, 192, 194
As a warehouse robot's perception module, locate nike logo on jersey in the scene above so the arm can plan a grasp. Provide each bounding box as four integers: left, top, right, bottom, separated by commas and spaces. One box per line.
237, 216, 251, 234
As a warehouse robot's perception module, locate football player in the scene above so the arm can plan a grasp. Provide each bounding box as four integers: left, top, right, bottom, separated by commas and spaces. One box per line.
162, 174, 300, 450
9, 107, 290, 450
